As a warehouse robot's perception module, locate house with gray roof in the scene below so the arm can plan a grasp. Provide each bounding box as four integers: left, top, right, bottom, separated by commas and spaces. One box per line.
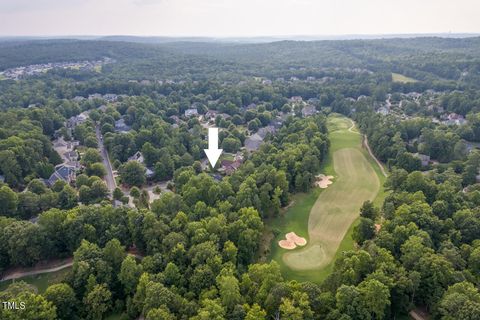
46, 164, 76, 187
301, 105, 317, 117
184, 108, 199, 117
245, 133, 264, 152
115, 118, 131, 133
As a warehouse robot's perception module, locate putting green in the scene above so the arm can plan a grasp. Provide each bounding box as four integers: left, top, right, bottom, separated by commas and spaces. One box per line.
282, 117, 380, 271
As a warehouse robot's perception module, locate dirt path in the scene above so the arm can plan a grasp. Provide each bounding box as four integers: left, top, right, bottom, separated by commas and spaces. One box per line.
1, 258, 73, 281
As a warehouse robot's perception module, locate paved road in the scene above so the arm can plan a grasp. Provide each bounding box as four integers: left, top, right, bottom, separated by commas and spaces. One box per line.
95, 126, 116, 193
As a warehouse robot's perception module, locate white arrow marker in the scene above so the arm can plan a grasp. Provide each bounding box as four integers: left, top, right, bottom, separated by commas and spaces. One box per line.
204, 127, 223, 168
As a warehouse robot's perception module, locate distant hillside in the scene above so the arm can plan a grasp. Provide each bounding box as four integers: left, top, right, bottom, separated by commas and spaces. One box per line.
1, 36, 480, 83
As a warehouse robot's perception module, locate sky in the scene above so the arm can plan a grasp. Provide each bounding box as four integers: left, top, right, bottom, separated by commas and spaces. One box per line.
0, 0, 479, 37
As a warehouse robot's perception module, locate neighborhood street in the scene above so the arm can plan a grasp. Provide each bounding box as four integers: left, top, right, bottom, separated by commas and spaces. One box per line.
95, 126, 116, 194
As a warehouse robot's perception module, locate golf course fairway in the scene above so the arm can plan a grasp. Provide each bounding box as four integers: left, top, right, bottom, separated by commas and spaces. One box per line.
268, 114, 385, 282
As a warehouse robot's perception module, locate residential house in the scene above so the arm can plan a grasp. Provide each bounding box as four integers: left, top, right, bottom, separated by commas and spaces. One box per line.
218, 113, 232, 120
444, 113, 467, 126
128, 151, 145, 164
103, 94, 118, 102
301, 105, 317, 117
184, 108, 199, 117
244, 134, 263, 152
257, 126, 276, 139
145, 167, 155, 179
220, 159, 243, 175
204, 110, 218, 121
289, 96, 303, 103
114, 118, 131, 133
98, 105, 108, 112
88, 93, 103, 100
46, 164, 76, 187
67, 112, 89, 128
73, 96, 86, 102
413, 153, 431, 167
377, 107, 390, 116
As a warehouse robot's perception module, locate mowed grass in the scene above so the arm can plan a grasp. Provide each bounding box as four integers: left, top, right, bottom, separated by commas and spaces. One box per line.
0, 267, 71, 293
268, 114, 388, 283
392, 72, 418, 83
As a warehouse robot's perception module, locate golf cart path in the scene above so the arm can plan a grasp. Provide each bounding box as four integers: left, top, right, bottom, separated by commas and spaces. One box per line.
1, 252, 144, 282
349, 119, 387, 177
1, 258, 73, 281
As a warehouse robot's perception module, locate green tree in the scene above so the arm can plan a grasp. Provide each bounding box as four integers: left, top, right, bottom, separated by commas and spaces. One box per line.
121, 161, 146, 187
217, 274, 242, 311
130, 186, 141, 198
82, 148, 102, 165
44, 283, 78, 320
103, 239, 126, 272
192, 299, 226, 320
86, 162, 106, 178
358, 279, 391, 319
352, 218, 376, 245
58, 185, 77, 209
113, 187, 123, 200
119, 255, 143, 296
438, 281, 480, 320
0, 281, 56, 320
244, 303, 266, 320
146, 307, 176, 320
83, 283, 112, 320
78, 185, 91, 203
0, 186, 18, 216
359, 200, 379, 220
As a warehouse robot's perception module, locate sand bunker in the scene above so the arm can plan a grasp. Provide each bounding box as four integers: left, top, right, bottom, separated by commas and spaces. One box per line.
278, 232, 307, 249
315, 174, 334, 188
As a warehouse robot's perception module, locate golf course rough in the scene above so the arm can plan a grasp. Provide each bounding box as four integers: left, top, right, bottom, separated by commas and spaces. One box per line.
281, 115, 380, 271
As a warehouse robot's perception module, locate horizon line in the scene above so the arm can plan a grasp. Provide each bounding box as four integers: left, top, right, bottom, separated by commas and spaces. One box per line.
1, 32, 479, 39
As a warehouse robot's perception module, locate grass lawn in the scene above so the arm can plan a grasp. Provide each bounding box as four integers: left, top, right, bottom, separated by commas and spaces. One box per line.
94, 65, 102, 73
392, 72, 418, 83
105, 313, 127, 320
0, 267, 71, 293
267, 114, 388, 283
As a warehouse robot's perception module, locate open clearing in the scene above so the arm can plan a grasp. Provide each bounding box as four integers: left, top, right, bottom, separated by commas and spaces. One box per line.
392, 72, 418, 83
267, 114, 387, 282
